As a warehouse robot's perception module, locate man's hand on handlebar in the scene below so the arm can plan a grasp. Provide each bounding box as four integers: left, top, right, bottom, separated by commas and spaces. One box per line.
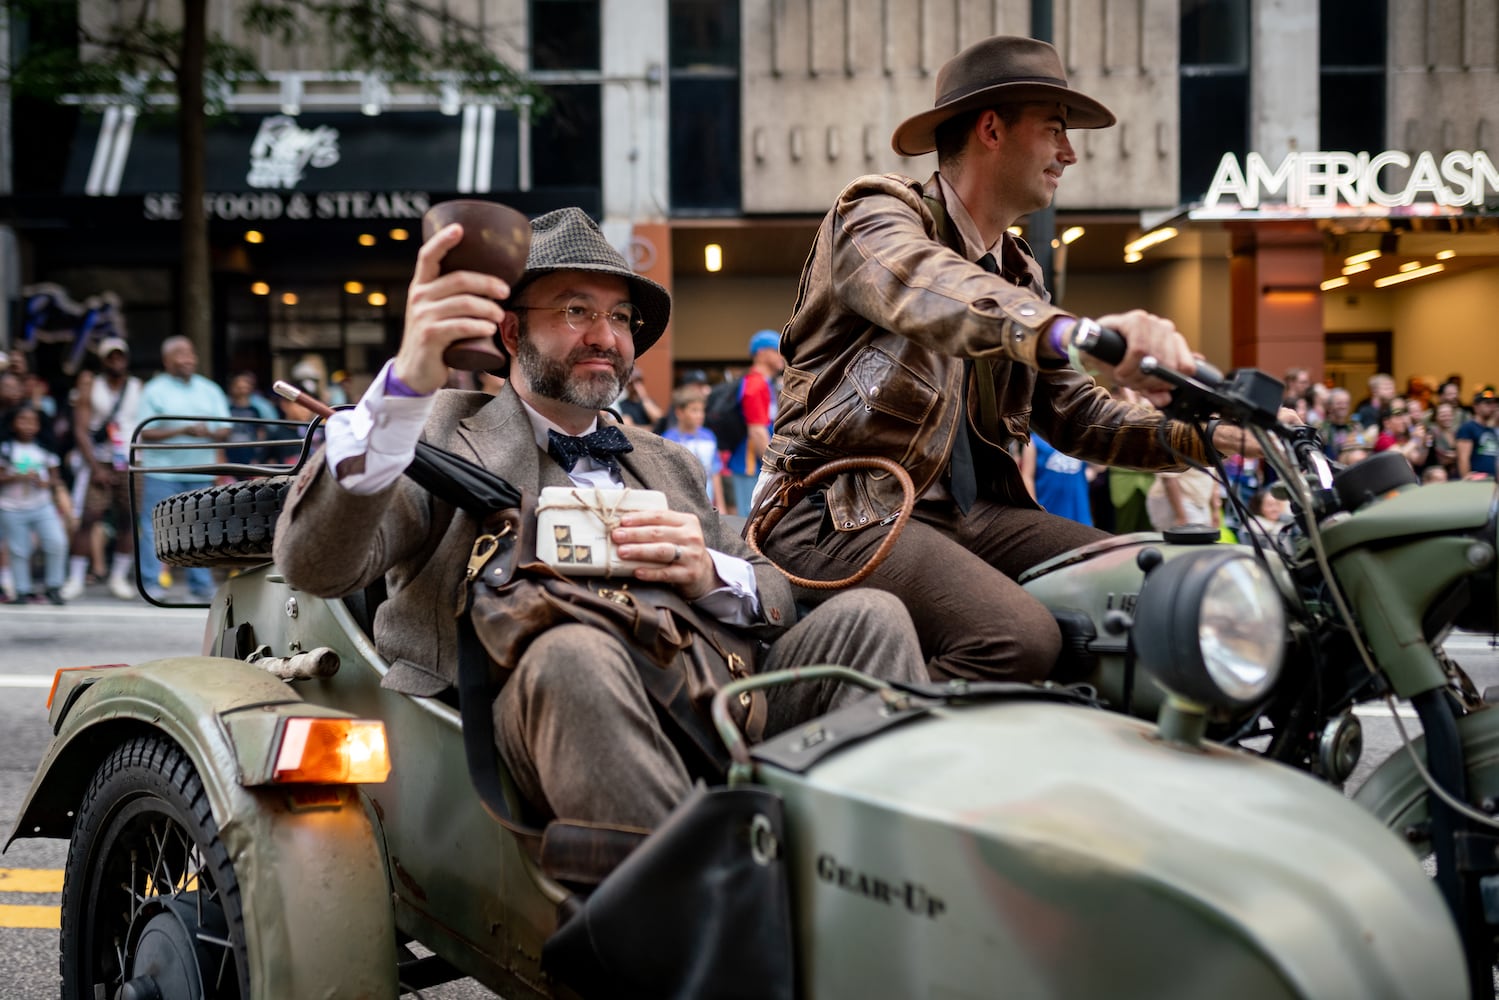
1088, 310, 1196, 408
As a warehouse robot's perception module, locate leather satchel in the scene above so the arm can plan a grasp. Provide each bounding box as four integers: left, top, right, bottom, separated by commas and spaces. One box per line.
463, 489, 771, 779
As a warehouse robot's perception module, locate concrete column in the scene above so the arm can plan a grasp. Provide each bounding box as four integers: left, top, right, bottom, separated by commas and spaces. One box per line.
1228, 222, 1326, 382
600, 0, 668, 226
1251, 0, 1318, 158
600, 1, 672, 398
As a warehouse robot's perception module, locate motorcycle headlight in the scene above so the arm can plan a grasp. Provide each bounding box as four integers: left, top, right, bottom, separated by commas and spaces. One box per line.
1133, 550, 1286, 708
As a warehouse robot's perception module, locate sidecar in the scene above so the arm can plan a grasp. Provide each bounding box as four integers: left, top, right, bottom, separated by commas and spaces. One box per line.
6, 469, 1472, 998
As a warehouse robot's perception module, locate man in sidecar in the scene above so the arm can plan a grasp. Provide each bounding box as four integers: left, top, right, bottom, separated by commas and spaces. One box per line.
752, 34, 1271, 686
271, 207, 927, 830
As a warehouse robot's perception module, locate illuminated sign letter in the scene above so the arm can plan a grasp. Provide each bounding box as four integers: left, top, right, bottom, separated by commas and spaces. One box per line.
1204, 152, 1251, 208
1472, 152, 1499, 206
1401, 151, 1449, 204
1246, 152, 1297, 207
1362, 150, 1409, 208
1441, 151, 1476, 205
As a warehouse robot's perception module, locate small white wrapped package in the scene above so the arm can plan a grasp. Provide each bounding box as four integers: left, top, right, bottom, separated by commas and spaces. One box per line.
535, 486, 670, 576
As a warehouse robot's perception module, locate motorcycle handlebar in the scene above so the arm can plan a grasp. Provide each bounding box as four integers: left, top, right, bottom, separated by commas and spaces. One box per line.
1073, 320, 1225, 387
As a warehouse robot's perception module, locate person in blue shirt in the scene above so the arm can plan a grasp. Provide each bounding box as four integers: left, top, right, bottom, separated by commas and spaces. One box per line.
135, 336, 231, 601
1457, 387, 1499, 480
1019, 435, 1092, 527
662, 386, 723, 509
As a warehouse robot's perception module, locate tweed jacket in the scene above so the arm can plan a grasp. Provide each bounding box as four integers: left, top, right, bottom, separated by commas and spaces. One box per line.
762, 172, 1204, 533
272, 382, 797, 695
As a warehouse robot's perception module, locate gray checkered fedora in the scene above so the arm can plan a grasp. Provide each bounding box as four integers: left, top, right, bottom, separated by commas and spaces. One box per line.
514, 207, 671, 357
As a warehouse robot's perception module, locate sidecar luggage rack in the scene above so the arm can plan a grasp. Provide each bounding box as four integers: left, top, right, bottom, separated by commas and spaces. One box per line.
125, 411, 344, 608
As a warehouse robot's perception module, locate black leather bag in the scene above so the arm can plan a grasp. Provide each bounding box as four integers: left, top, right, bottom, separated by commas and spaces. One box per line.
542, 783, 795, 1000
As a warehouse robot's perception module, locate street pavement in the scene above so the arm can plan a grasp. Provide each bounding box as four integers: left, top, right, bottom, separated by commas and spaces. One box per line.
0, 587, 1496, 997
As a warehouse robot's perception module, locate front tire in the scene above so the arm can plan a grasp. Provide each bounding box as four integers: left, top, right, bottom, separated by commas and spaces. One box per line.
60, 736, 250, 1000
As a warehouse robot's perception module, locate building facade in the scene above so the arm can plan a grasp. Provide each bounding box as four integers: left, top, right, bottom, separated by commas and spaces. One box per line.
5, 0, 1499, 401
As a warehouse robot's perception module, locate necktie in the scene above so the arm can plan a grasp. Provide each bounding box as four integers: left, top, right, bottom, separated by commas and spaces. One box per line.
547, 426, 634, 474
949, 252, 1000, 513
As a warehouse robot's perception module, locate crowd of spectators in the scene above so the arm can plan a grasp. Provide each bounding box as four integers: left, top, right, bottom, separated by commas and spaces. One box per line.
3, 328, 1491, 607
0, 339, 350, 605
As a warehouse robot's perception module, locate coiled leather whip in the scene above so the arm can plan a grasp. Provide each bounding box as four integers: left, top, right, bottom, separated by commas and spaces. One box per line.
744, 456, 915, 590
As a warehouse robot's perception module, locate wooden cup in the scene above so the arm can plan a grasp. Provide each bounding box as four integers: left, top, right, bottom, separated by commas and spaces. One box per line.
421, 200, 531, 371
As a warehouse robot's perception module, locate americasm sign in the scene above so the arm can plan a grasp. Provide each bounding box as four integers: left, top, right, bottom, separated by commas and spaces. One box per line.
142, 190, 431, 222
1193, 150, 1499, 218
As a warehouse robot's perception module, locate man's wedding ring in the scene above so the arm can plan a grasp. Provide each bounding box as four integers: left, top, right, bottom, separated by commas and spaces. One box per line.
671, 544, 682, 563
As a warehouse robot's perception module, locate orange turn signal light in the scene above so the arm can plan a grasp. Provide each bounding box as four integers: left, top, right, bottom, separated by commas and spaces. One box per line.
47, 665, 127, 709
272, 718, 391, 784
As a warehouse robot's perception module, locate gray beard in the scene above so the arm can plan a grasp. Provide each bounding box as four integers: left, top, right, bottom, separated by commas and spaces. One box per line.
515, 333, 625, 411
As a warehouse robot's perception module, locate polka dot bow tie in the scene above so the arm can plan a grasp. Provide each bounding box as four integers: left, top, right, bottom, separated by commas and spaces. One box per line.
546, 426, 634, 474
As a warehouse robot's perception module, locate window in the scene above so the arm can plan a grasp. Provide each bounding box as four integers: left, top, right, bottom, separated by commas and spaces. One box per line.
1180, 0, 1250, 202
531, 83, 602, 190
529, 1, 603, 191
531, 0, 601, 71
669, 0, 740, 214
1319, 0, 1386, 153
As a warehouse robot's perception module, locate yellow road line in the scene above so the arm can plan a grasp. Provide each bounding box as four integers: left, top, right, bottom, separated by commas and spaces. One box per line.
0, 904, 59, 929
0, 869, 64, 893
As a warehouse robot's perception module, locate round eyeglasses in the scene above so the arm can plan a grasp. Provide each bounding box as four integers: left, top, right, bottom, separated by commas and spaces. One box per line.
511, 296, 644, 337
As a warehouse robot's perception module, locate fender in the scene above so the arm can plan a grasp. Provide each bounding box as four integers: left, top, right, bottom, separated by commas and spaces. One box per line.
6, 656, 398, 1000
1353, 704, 1499, 839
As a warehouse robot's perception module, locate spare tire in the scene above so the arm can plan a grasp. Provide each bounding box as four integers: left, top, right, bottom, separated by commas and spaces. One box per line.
153, 476, 293, 568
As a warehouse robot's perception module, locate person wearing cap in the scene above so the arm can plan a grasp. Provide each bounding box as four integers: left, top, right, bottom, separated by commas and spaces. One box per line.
1457, 387, 1499, 480
726, 329, 785, 516
755, 35, 1266, 685
272, 207, 925, 831
62, 336, 143, 600
613, 366, 664, 428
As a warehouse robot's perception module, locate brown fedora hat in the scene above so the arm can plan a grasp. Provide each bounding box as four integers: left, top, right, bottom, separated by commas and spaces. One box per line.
891, 35, 1116, 156
513, 207, 672, 359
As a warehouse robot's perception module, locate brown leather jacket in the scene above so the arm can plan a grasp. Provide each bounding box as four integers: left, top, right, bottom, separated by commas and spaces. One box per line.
761, 172, 1202, 533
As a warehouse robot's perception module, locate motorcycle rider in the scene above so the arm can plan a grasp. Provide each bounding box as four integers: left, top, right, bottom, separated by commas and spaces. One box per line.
753, 35, 1266, 684
272, 207, 926, 830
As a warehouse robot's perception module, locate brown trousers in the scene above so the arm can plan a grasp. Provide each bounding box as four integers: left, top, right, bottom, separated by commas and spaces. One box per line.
760, 496, 1108, 684
495, 588, 925, 829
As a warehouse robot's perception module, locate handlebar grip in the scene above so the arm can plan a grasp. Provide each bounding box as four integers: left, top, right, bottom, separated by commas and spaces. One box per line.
1073, 320, 1224, 388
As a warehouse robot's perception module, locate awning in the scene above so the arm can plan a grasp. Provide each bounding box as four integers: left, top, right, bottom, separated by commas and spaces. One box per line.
63, 107, 518, 197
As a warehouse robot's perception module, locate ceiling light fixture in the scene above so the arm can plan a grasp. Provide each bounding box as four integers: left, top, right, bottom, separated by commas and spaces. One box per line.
358, 234, 376, 247
705, 243, 722, 272
388, 228, 410, 241
281, 292, 299, 306
1061, 226, 1085, 244
1344, 249, 1382, 266
1436, 249, 1456, 260
251, 282, 270, 296
368, 291, 388, 306
244, 230, 264, 244
1342, 262, 1371, 275
1320, 276, 1350, 291
1373, 263, 1445, 287
1399, 261, 1422, 272
1124, 251, 1143, 264
1123, 227, 1178, 256
344, 281, 364, 294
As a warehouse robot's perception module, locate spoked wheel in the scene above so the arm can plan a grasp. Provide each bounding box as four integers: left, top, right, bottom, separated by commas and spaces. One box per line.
61, 736, 250, 1000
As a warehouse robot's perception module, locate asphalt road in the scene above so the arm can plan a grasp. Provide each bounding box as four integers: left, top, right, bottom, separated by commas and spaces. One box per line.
1, 591, 1496, 998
